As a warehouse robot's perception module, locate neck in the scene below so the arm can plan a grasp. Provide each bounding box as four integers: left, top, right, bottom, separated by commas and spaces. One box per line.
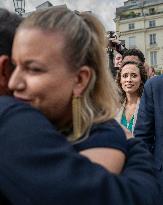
126, 93, 140, 105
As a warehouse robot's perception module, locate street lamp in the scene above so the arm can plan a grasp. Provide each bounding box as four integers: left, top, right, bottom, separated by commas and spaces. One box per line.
13, 0, 25, 16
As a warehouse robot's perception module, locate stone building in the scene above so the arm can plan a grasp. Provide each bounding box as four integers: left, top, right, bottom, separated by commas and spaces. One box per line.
115, 0, 163, 70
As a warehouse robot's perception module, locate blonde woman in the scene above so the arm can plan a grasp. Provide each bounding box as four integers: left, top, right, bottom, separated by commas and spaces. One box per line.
9, 8, 127, 173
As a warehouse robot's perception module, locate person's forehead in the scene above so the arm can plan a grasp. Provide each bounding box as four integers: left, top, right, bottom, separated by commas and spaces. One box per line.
122, 63, 139, 72
123, 55, 140, 62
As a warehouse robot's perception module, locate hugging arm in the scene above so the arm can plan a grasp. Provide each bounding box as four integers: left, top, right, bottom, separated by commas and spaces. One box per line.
0, 96, 159, 205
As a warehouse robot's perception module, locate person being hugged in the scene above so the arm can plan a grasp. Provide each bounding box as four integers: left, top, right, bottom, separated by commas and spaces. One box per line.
9, 7, 128, 174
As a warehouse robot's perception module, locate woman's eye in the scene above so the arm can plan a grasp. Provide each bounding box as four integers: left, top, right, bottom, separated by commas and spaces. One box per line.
131, 73, 137, 78
28, 67, 43, 73
122, 74, 128, 78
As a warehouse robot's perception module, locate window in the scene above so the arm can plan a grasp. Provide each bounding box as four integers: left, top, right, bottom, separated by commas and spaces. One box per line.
150, 51, 157, 66
149, 8, 155, 14
131, 0, 137, 5
125, 0, 137, 6
129, 23, 135, 30
129, 36, 136, 48
149, 20, 156, 28
149, 34, 156, 45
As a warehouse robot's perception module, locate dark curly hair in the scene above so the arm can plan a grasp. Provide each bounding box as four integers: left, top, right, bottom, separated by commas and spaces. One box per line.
122, 48, 145, 63
116, 61, 148, 103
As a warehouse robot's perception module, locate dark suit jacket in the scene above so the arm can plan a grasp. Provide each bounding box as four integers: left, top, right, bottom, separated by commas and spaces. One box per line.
134, 75, 163, 193
0, 96, 159, 205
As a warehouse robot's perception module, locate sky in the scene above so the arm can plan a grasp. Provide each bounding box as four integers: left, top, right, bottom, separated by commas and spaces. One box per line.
0, 0, 125, 31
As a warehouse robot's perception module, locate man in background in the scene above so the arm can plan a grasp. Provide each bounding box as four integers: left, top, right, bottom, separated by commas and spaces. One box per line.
122, 48, 145, 64
148, 66, 157, 78
0, 8, 22, 95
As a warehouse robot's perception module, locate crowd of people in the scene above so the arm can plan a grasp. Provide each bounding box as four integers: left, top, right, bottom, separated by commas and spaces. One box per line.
0, 6, 161, 205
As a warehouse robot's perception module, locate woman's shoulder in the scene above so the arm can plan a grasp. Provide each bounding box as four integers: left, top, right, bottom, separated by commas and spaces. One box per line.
73, 119, 127, 154
91, 119, 124, 132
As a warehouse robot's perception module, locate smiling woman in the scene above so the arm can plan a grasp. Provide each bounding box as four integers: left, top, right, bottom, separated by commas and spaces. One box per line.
8, 7, 129, 174
116, 61, 147, 135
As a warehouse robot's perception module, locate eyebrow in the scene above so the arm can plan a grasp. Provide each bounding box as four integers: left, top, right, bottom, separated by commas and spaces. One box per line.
23, 60, 46, 67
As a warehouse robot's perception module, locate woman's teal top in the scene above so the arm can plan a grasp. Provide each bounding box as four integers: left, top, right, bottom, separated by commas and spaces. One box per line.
121, 112, 134, 132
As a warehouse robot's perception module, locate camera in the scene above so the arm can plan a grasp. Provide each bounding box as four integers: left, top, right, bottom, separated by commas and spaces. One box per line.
106, 31, 125, 53
107, 31, 117, 39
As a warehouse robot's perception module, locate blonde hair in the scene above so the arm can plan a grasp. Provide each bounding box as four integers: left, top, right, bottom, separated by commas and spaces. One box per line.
18, 7, 120, 141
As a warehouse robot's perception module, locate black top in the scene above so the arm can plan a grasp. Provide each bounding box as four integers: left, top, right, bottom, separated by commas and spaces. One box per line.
73, 119, 127, 155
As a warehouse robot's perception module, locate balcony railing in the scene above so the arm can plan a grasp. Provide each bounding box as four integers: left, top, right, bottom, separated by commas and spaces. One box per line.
149, 43, 158, 48
117, 10, 163, 20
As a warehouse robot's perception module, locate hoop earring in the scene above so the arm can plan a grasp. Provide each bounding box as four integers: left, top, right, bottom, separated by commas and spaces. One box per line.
72, 95, 82, 139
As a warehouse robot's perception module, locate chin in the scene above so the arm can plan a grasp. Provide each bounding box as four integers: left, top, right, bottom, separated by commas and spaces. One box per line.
126, 90, 138, 95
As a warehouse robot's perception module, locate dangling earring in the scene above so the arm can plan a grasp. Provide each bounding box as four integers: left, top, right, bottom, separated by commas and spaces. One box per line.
72, 95, 82, 139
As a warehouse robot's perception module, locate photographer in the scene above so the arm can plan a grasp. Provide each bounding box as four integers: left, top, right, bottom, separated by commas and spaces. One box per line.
107, 31, 127, 78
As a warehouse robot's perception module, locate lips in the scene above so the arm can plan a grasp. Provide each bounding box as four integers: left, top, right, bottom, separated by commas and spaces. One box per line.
14, 95, 31, 103
125, 84, 133, 88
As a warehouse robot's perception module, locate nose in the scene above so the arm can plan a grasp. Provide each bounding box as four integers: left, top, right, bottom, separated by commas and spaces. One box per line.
8, 67, 25, 92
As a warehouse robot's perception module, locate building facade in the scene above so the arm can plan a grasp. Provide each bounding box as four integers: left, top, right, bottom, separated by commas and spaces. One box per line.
23, 1, 67, 17
115, 0, 163, 70
35, 1, 53, 10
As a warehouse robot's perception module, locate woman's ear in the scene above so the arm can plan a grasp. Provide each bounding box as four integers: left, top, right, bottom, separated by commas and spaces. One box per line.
73, 66, 92, 96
